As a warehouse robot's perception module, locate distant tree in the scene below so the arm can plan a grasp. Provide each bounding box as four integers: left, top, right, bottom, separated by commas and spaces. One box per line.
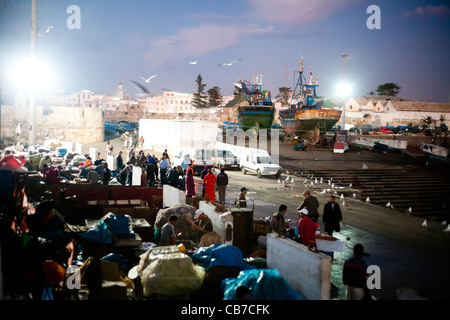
192, 74, 208, 109
207, 86, 221, 108
366, 91, 375, 95
421, 116, 434, 128
374, 83, 401, 96
275, 87, 292, 106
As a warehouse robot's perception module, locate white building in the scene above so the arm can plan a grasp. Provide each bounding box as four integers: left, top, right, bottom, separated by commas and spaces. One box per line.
341, 95, 450, 127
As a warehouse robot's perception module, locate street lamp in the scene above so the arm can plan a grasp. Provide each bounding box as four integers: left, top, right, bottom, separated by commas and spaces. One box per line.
340, 54, 350, 130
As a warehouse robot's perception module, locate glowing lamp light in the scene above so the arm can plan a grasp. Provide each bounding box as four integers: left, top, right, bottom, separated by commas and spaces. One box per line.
336, 82, 352, 98
10, 58, 53, 92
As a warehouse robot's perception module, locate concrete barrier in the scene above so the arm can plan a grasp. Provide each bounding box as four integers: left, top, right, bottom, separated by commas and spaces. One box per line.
162, 184, 186, 208
198, 201, 226, 240
266, 233, 332, 300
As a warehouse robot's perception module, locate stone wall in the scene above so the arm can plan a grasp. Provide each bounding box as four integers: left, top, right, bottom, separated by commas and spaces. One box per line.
1, 105, 104, 146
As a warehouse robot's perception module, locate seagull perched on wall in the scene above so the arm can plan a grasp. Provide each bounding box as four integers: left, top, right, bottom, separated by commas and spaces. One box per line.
349, 183, 352, 188
444, 225, 450, 232
441, 220, 447, 226
320, 189, 326, 194
139, 74, 158, 83
386, 202, 391, 208
340, 194, 344, 200
291, 178, 294, 183
366, 197, 370, 203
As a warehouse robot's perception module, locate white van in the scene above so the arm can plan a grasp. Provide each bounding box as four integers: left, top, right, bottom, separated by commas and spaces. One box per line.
172, 148, 213, 175
239, 148, 282, 178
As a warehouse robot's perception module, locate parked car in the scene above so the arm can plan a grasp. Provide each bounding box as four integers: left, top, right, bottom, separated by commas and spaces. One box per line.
212, 149, 239, 170
240, 148, 282, 178
380, 127, 393, 134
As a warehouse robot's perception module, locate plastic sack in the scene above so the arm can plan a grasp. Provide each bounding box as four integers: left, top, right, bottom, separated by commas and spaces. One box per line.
78, 220, 112, 244
191, 244, 256, 272
222, 269, 305, 300
138, 246, 205, 297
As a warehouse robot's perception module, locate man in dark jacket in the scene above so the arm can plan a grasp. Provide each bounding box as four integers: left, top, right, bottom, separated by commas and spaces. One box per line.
322, 195, 342, 236
296, 190, 319, 223
216, 168, 228, 204
343, 244, 369, 300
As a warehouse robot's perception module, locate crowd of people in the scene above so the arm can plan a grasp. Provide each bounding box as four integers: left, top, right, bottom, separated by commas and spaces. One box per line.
30, 138, 370, 300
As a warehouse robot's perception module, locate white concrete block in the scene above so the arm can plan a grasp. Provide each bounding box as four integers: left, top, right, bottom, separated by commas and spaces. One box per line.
132, 166, 142, 186
107, 155, 116, 170
75, 143, 82, 154
162, 184, 186, 208
89, 147, 98, 161
266, 233, 331, 300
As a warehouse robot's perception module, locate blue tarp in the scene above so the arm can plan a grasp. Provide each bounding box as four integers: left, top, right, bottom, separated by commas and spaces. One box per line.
78, 220, 112, 244
191, 244, 256, 272
221, 269, 305, 300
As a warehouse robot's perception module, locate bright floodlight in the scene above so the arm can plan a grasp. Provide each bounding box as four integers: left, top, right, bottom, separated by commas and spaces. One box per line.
336, 82, 352, 98
11, 58, 53, 91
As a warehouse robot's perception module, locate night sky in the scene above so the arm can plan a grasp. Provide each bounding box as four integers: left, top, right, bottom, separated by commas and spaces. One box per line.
1, 0, 449, 102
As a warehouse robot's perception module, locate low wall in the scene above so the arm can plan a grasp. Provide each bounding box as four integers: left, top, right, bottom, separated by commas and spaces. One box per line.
162, 184, 186, 208
266, 234, 332, 300
198, 201, 226, 240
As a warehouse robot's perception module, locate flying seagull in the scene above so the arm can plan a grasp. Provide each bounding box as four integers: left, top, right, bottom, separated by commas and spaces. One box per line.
218, 58, 241, 67
130, 80, 154, 98
189, 60, 199, 65
139, 74, 158, 83
37, 25, 54, 37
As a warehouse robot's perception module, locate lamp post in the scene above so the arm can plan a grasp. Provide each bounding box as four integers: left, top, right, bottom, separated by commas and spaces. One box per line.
341, 54, 349, 130
29, 0, 37, 146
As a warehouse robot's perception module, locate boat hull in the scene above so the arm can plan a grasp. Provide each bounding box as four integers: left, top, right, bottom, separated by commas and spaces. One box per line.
279, 109, 342, 137
238, 105, 275, 131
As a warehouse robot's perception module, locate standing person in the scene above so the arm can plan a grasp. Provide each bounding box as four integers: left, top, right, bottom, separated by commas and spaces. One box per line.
159, 215, 178, 246
343, 244, 370, 300
216, 168, 228, 204
185, 169, 195, 197
145, 160, 156, 186
162, 149, 170, 161
270, 204, 289, 236
105, 141, 111, 154
202, 168, 217, 203
297, 208, 317, 249
235, 187, 248, 208
125, 162, 133, 185
159, 155, 170, 181
139, 136, 145, 149
200, 166, 209, 197
116, 151, 124, 169
297, 190, 320, 223
185, 209, 213, 244
181, 155, 191, 173
101, 162, 111, 185
323, 195, 342, 236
